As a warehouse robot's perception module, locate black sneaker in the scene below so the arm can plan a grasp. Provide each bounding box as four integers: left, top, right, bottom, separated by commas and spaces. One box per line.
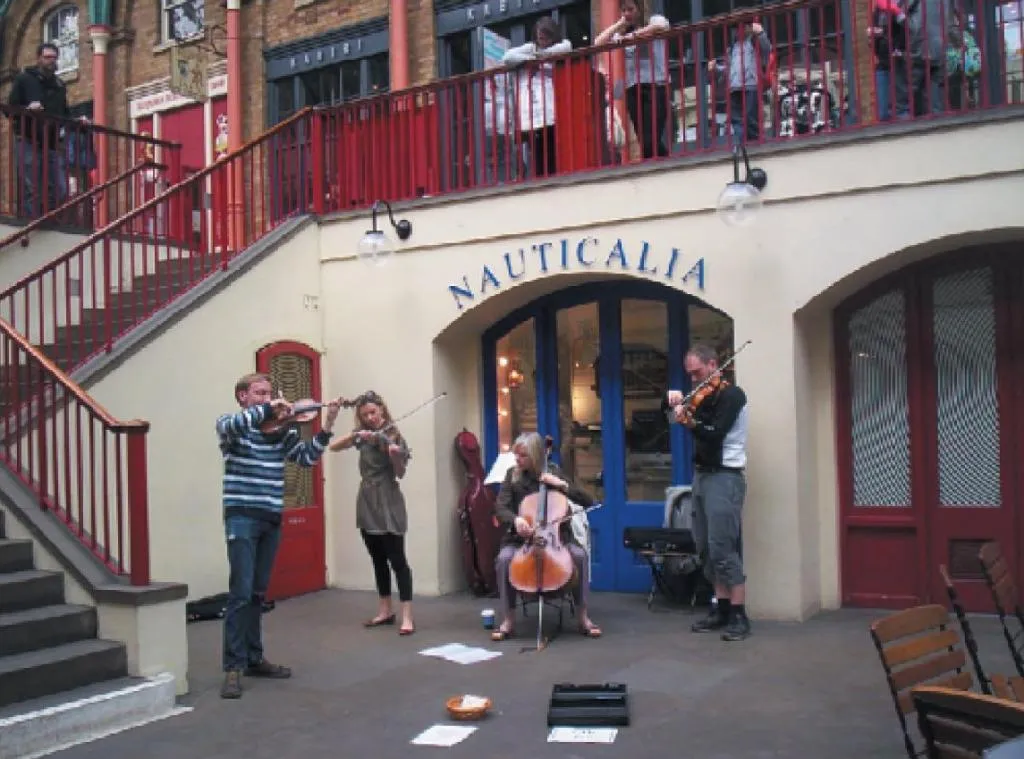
721, 615, 752, 642
246, 659, 292, 678
220, 669, 243, 699
691, 608, 728, 633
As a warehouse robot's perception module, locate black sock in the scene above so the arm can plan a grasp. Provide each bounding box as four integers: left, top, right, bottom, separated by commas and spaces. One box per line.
716, 598, 731, 619
732, 603, 746, 619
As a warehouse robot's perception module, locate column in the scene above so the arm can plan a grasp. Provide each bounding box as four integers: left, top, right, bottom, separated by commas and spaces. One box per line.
390, 0, 410, 90
226, 0, 244, 251
89, 25, 111, 227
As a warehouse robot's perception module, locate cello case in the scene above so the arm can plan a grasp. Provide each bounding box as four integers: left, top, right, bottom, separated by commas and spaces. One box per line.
454, 429, 502, 596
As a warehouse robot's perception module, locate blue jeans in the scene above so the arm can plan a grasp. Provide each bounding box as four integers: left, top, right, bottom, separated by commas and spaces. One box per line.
875, 67, 910, 121
15, 138, 67, 218
222, 515, 281, 672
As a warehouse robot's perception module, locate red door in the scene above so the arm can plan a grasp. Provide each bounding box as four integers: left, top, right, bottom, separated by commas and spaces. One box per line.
837, 247, 1024, 612
256, 340, 327, 601
921, 259, 1016, 610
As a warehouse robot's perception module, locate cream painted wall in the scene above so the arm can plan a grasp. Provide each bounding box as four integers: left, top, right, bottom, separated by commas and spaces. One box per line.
316, 116, 1024, 620
0, 224, 86, 291
83, 223, 323, 601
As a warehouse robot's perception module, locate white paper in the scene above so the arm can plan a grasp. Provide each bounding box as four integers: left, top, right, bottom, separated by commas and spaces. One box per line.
418, 643, 502, 665
460, 695, 489, 708
547, 727, 619, 744
411, 724, 478, 747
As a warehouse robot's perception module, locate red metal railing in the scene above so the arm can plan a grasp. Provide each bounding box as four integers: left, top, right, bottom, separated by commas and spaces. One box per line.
0, 161, 166, 255
1, 104, 182, 229
0, 317, 150, 584
0, 108, 319, 375
319, 0, 1023, 209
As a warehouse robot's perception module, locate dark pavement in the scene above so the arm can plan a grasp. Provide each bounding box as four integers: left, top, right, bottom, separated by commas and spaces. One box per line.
49, 589, 1019, 758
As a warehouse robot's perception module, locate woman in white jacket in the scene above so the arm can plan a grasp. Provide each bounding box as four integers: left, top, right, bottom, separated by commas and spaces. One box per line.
502, 17, 572, 178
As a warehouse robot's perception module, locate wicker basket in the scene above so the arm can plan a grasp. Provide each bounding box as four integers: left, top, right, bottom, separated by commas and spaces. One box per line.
445, 695, 493, 721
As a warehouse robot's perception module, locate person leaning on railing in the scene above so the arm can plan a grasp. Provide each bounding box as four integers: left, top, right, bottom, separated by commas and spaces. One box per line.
6, 42, 72, 219
868, 0, 912, 121
707, 20, 772, 144
594, 0, 673, 159
502, 16, 572, 178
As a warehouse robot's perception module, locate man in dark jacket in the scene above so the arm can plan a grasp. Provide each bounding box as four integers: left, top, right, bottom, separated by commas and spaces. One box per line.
7, 43, 72, 218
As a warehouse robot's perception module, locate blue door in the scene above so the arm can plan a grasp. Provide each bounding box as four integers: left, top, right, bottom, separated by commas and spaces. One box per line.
483, 281, 732, 593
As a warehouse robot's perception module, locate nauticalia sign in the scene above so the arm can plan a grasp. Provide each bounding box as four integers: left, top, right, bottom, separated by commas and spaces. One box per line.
447, 236, 705, 311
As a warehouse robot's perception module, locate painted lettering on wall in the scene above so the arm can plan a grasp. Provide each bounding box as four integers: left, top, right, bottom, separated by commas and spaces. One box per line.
448, 237, 705, 311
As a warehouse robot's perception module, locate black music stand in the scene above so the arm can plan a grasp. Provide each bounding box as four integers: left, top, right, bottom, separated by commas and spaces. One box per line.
638, 549, 700, 610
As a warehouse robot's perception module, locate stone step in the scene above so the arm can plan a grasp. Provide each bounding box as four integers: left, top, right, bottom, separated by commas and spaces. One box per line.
0, 638, 128, 710
0, 672, 183, 759
0, 538, 33, 574
0, 570, 64, 614
0, 604, 98, 657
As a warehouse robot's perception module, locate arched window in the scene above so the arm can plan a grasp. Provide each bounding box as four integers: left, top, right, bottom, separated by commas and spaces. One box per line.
42, 6, 80, 75
161, 0, 205, 45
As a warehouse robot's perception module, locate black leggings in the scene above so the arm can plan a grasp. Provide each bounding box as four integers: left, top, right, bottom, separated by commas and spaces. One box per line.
360, 531, 413, 602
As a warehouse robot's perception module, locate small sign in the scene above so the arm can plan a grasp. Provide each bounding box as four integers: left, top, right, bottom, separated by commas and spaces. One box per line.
170, 46, 207, 103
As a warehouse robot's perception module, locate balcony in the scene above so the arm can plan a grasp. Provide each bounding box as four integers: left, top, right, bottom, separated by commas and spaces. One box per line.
315, 0, 1023, 212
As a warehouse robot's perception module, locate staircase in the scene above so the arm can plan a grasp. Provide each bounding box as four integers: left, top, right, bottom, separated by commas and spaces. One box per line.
0, 510, 126, 706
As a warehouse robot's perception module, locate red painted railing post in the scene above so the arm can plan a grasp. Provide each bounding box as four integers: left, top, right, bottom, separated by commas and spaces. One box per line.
310, 113, 325, 215
124, 422, 151, 586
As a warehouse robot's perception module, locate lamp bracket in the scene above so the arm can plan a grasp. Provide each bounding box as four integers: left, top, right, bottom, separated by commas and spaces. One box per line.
370, 199, 412, 241
732, 144, 768, 191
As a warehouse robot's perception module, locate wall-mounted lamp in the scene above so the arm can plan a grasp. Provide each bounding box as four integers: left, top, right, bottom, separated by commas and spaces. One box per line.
358, 200, 413, 266
716, 145, 768, 228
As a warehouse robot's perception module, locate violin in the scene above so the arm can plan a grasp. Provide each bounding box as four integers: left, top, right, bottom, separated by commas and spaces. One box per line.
508, 436, 575, 595
353, 420, 412, 461
665, 339, 752, 424
260, 395, 358, 436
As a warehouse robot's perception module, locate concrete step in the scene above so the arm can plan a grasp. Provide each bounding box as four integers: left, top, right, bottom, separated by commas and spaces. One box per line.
0, 570, 64, 614
0, 538, 33, 574
0, 604, 97, 657
0, 672, 185, 759
0, 638, 127, 709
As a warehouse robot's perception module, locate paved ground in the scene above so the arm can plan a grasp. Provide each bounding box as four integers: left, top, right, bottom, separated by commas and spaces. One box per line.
49, 589, 1021, 759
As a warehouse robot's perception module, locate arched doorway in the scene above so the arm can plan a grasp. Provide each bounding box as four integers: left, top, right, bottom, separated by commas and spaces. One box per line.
482, 280, 734, 593
835, 243, 1024, 612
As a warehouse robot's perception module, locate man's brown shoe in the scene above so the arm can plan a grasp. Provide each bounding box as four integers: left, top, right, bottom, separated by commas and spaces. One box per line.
245, 659, 292, 678
220, 670, 243, 699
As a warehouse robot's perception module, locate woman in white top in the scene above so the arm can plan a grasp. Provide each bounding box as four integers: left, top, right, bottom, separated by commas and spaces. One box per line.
595, 0, 673, 159
502, 17, 572, 178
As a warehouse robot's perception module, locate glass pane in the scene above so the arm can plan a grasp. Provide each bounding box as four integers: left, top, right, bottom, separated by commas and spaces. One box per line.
495, 320, 537, 453
366, 53, 390, 96
276, 80, 295, 120
300, 70, 323, 107
556, 303, 603, 501
933, 268, 1000, 507
268, 353, 315, 510
341, 61, 361, 102
560, 1, 594, 47
847, 289, 911, 508
688, 304, 735, 382
621, 300, 671, 501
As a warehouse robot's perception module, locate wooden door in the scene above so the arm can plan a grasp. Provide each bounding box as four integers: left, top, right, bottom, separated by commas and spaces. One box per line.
923, 262, 1015, 611
256, 341, 327, 601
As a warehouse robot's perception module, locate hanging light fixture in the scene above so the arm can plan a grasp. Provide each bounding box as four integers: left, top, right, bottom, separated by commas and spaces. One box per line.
716, 144, 768, 228
358, 200, 413, 266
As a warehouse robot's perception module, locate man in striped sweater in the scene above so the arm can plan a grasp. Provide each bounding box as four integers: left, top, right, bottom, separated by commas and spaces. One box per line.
216, 372, 340, 699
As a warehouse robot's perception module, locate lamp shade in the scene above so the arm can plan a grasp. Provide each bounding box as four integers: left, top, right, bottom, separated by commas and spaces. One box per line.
716, 181, 763, 227
358, 230, 395, 266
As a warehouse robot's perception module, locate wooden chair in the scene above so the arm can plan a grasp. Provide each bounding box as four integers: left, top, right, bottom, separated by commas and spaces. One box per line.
979, 542, 1024, 678
911, 685, 1024, 757
991, 675, 1024, 702
941, 564, 995, 695
870, 604, 976, 758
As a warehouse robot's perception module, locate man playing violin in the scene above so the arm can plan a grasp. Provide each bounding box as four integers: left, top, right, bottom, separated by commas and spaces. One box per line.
668, 343, 751, 642
490, 431, 602, 641
216, 373, 341, 699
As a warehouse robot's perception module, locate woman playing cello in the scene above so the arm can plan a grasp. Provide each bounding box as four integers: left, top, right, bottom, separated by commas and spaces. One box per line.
490, 432, 602, 641
329, 391, 416, 636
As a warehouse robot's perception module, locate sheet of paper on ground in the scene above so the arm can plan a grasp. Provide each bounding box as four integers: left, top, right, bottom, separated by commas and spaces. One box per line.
419, 643, 502, 664
547, 727, 619, 743
411, 724, 478, 747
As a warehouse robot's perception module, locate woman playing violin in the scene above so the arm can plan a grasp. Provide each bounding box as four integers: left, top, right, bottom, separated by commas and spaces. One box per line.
490, 431, 602, 641
329, 391, 416, 636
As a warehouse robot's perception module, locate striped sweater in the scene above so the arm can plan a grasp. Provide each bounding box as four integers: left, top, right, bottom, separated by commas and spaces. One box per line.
216, 402, 332, 524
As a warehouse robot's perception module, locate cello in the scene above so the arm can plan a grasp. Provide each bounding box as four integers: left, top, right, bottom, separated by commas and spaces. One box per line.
508, 435, 575, 651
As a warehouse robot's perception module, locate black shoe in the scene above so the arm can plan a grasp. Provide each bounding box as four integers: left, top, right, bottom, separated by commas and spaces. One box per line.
721, 615, 751, 641
245, 659, 292, 678
691, 608, 728, 633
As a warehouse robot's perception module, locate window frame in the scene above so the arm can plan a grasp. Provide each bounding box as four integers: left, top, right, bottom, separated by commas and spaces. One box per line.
161, 0, 206, 46
42, 5, 80, 76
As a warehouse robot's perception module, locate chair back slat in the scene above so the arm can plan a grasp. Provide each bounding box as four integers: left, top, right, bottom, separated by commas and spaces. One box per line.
893, 651, 970, 692
874, 604, 951, 643
913, 685, 1024, 758
991, 675, 1024, 702
899, 672, 974, 715
979, 541, 1024, 679
887, 629, 962, 670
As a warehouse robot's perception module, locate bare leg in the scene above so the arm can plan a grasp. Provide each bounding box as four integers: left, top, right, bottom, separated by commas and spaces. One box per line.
568, 544, 601, 637
493, 545, 517, 638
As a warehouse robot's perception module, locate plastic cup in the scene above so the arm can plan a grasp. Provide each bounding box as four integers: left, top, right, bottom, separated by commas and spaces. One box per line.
481, 608, 495, 629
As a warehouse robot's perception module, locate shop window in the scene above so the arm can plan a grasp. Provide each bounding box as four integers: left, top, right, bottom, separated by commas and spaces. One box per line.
556, 303, 603, 501
495, 319, 537, 453
43, 6, 79, 75
162, 0, 205, 44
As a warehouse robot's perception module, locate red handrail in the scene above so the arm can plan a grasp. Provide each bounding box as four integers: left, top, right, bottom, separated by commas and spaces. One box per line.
0, 316, 151, 584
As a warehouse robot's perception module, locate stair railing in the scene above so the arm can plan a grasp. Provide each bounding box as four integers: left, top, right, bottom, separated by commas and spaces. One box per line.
0, 160, 167, 255
0, 316, 151, 584
0, 107, 322, 374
